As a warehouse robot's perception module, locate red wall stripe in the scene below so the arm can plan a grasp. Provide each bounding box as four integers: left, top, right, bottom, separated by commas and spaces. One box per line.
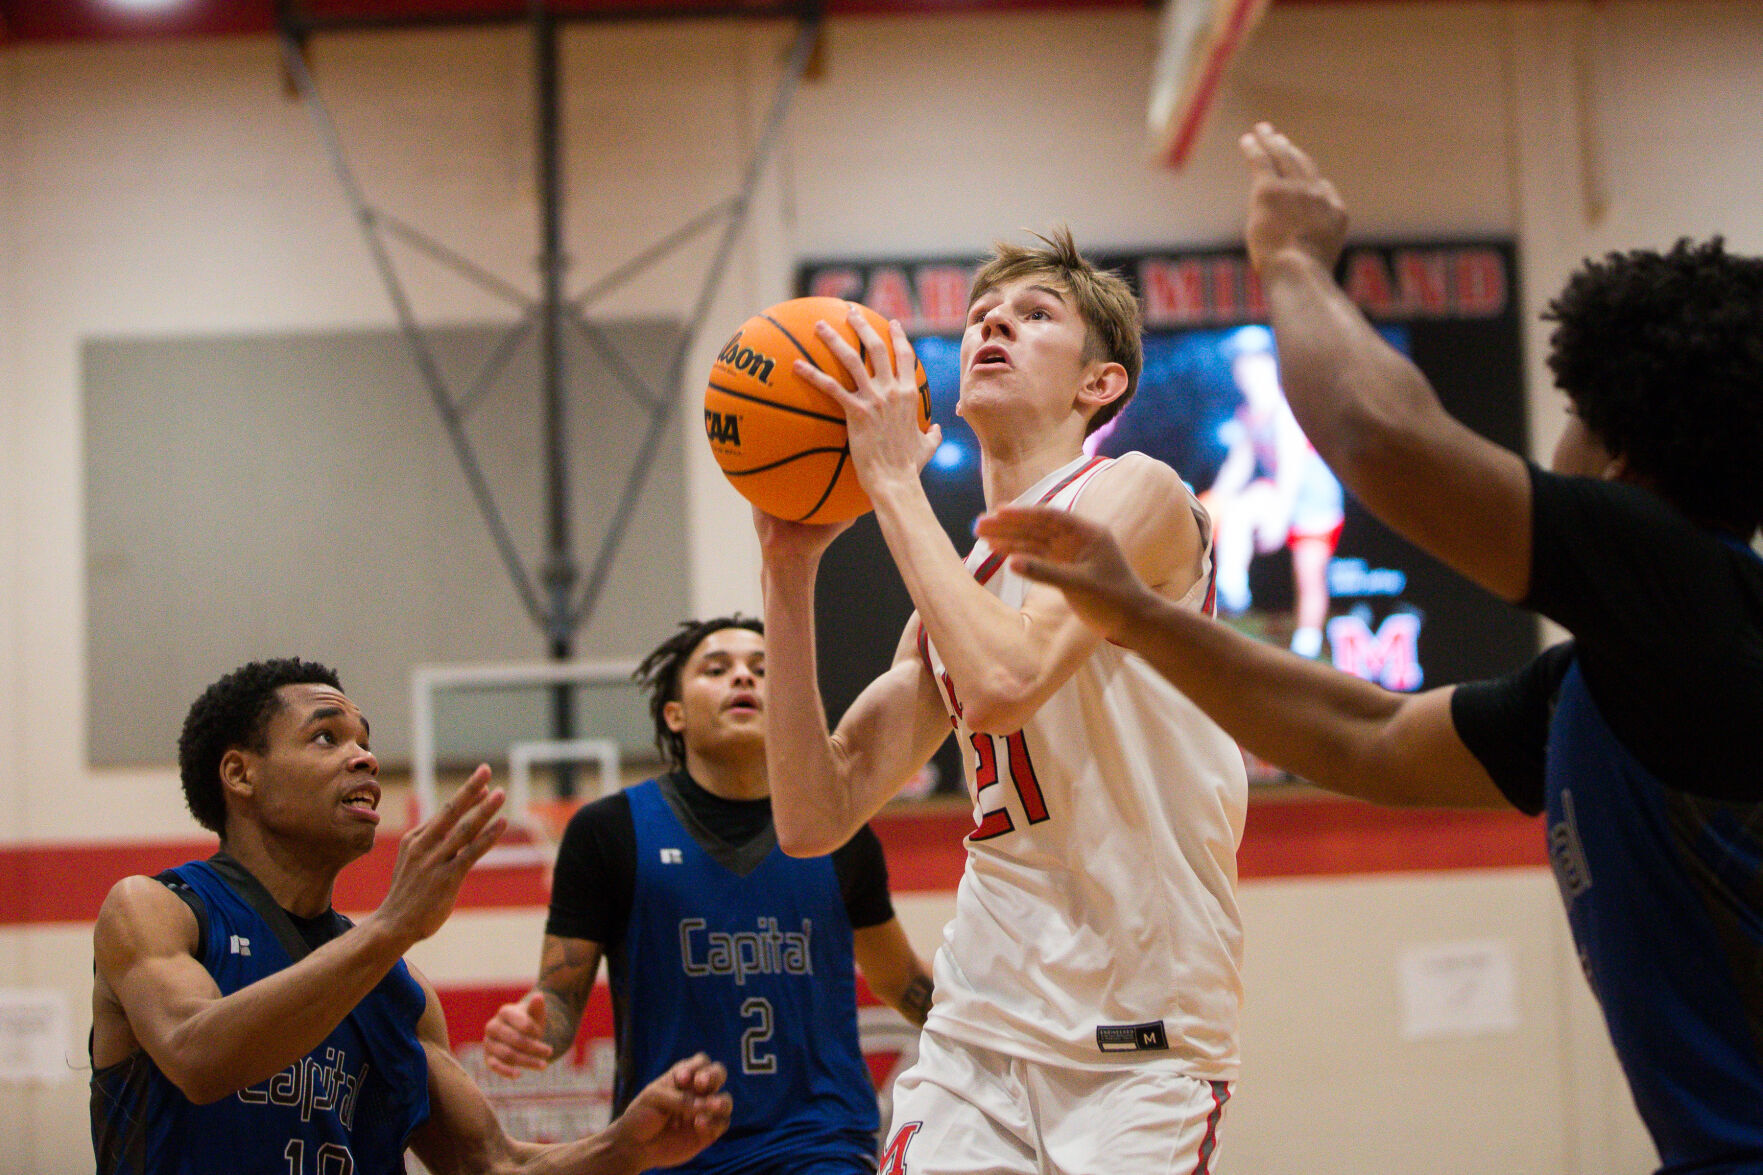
1237, 794, 1545, 877
0, 796, 1543, 927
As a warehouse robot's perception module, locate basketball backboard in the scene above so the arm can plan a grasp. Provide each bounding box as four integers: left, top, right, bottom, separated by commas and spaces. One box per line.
1147, 0, 1272, 169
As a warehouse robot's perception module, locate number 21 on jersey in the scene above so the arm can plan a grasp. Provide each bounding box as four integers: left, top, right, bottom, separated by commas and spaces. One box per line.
969, 729, 1047, 841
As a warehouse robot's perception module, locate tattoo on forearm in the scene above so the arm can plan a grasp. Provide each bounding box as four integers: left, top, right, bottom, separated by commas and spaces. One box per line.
536, 939, 598, 1057
899, 974, 934, 1028
539, 989, 581, 1057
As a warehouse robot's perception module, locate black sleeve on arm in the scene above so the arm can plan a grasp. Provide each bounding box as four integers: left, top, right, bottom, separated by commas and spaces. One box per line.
1520, 462, 1741, 642
832, 823, 897, 931
1522, 463, 1763, 801
1450, 642, 1575, 817
545, 793, 636, 947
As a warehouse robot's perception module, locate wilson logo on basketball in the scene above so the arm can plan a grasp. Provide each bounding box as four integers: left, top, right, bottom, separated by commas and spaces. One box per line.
702, 296, 928, 525
704, 409, 742, 447
715, 333, 777, 384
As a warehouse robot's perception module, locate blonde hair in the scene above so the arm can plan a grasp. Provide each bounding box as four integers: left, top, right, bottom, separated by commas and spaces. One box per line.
969, 226, 1143, 435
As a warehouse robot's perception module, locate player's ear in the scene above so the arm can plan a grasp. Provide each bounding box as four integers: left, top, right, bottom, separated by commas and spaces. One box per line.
662, 700, 687, 734
1079, 361, 1129, 413
218, 748, 254, 801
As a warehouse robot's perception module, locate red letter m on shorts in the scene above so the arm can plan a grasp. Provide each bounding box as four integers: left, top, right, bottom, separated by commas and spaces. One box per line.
879, 1122, 923, 1175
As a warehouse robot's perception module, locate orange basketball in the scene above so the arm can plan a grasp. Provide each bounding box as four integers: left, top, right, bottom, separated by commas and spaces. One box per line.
704, 297, 932, 524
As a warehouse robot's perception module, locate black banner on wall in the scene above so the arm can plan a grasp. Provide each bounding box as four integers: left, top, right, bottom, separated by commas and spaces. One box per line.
797, 241, 1534, 789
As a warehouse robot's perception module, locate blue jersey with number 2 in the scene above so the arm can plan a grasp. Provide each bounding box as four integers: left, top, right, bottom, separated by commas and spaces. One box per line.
619, 778, 877, 1174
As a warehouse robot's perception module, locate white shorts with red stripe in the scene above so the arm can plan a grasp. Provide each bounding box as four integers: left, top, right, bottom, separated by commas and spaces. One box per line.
881, 1027, 1232, 1175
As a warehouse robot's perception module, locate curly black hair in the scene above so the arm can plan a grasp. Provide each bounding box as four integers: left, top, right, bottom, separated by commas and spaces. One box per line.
633, 616, 764, 771
177, 658, 342, 836
1544, 237, 1763, 535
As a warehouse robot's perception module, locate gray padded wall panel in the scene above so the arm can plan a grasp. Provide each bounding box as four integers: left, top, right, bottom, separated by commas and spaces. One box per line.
84, 321, 688, 767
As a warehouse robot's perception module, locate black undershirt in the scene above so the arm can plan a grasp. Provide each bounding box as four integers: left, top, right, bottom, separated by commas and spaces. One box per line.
286, 906, 349, 953
1452, 465, 1763, 812
545, 770, 897, 948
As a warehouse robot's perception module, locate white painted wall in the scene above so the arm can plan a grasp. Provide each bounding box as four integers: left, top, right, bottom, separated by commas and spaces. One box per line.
7, 0, 1763, 1168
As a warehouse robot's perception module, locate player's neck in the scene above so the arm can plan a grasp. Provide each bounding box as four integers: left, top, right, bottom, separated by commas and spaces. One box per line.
682, 745, 769, 802
973, 405, 1090, 507
979, 434, 1090, 508
216, 827, 343, 918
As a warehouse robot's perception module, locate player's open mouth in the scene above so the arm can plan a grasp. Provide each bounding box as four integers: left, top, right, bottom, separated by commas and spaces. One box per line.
971, 344, 1010, 370
341, 783, 381, 815
724, 694, 762, 714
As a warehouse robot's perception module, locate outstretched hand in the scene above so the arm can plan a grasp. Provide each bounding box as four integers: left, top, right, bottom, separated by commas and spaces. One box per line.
373, 766, 506, 949
974, 506, 1160, 641
482, 991, 552, 1080
1240, 122, 1349, 276
605, 1053, 733, 1170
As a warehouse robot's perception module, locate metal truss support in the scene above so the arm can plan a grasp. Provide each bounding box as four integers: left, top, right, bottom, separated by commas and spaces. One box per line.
277, 1, 823, 792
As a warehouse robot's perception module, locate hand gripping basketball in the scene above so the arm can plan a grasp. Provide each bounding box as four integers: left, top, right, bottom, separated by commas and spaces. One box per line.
704, 297, 932, 525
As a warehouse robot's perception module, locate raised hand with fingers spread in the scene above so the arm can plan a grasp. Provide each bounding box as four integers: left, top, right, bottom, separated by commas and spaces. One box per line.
1240, 121, 1349, 276
975, 504, 1161, 642
369, 764, 506, 949
793, 307, 943, 499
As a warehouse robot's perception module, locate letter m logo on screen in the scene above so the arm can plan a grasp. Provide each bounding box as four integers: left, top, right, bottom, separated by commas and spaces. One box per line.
1327, 612, 1423, 691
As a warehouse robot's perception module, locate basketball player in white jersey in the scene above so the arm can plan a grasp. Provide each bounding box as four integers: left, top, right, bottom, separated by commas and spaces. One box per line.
755, 229, 1248, 1174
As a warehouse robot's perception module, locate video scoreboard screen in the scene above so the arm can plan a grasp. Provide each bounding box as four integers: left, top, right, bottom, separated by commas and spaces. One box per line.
798, 241, 1534, 787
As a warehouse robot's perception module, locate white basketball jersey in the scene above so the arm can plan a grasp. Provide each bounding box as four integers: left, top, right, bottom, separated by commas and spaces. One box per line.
919, 452, 1247, 1077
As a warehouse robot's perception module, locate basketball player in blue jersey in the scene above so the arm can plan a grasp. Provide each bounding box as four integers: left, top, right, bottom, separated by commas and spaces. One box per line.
482, 617, 934, 1175
976, 125, 1763, 1173
91, 658, 732, 1175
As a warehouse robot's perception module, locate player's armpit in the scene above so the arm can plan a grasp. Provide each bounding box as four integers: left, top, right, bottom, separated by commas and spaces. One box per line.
788, 618, 949, 855
776, 617, 947, 857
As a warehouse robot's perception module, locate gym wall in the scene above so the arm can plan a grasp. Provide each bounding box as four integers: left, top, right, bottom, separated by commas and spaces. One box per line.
5, 3, 1762, 1170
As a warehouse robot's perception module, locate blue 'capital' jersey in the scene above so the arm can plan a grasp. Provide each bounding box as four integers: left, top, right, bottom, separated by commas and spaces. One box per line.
1546, 665, 1763, 1171
90, 858, 431, 1175
615, 778, 878, 1174
1454, 468, 1763, 1172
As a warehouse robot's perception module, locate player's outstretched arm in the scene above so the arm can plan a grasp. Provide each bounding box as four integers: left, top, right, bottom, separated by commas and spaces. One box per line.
483, 934, 602, 1079
853, 917, 935, 1029
410, 971, 731, 1175
1240, 123, 1533, 603
977, 506, 1507, 808
91, 771, 507, 1104
756, 508, 953, 856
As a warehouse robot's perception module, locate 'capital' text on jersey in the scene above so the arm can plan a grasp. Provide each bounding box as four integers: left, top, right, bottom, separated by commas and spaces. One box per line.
678, 916, 813, 986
